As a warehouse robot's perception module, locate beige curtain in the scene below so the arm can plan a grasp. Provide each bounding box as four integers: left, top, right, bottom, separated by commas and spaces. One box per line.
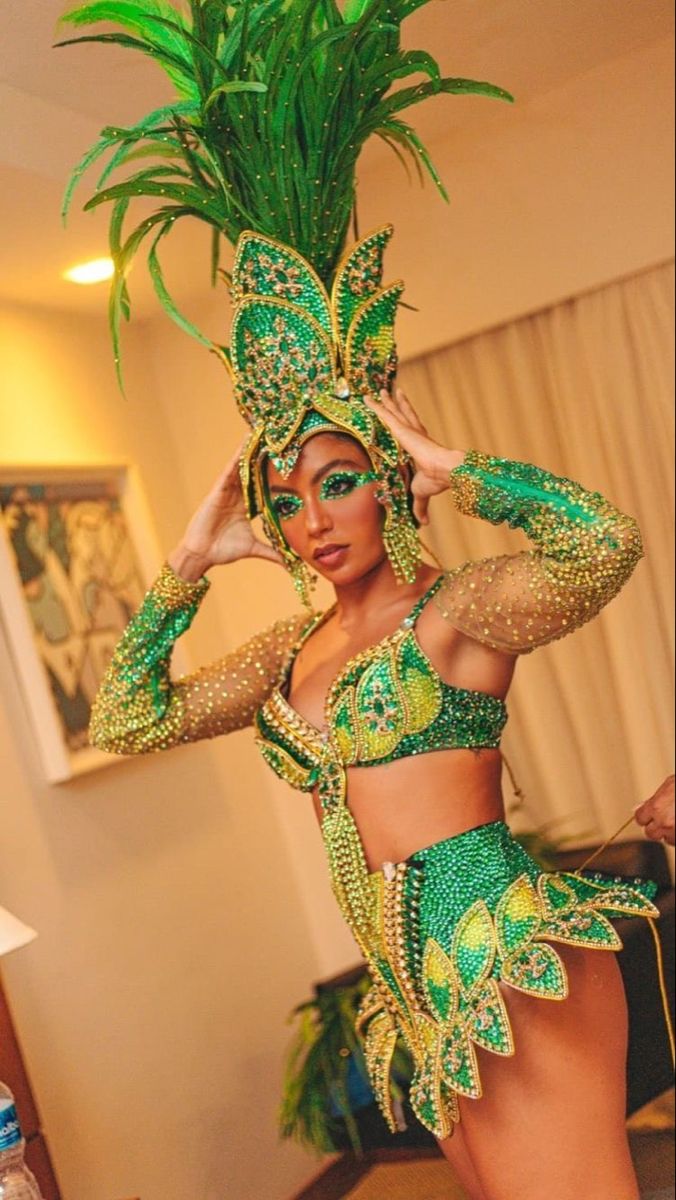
399, 261, 675, 844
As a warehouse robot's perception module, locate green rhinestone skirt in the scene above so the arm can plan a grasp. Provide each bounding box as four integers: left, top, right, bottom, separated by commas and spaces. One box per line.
356, 819, 659, 1141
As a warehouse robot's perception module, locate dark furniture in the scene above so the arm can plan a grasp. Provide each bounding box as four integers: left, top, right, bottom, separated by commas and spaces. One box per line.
0, 972, 61, 1199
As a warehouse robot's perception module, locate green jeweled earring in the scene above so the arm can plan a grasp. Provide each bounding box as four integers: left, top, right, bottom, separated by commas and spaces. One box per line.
261, 511, 316, 611
375, 469, 421, 584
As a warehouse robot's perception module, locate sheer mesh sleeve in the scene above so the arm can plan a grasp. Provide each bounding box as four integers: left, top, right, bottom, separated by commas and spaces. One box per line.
89, 563, 309, 754
436, 451, 643, 654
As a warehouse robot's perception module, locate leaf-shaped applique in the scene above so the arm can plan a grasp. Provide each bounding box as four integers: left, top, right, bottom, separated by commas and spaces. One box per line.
331, 689, 358, 764
438, 1077, 461, 1133
345, 283, 403, 399
396, 633, 443, 736
539, 909, 622, 951
451, 900, 496, 997
312, 391, 381, 452
239, 425, 264, 513
422, 938, 458, 1025
502, 943, 568, 1000
355, 650, 405, 760
556, 872, 659, 920
331, 225, 394, 349
373, 956, 410, 1019
409, 1014, 453, 1140
363, 1009, 400, 1134
495, 874, 542, 960
321, 803, 374, 959
440, 1023, 481, 1098
255, 738, 315, 792
231, 296, 336, 451
537, 873, 579, 918
591, 887, 659, 920
355, 984, 387, 1039
467, 979, 514, 1057
233, 232, 332, 334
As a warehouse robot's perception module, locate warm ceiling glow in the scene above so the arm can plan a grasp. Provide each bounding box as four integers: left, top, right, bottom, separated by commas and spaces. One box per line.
63, 257, 114, 285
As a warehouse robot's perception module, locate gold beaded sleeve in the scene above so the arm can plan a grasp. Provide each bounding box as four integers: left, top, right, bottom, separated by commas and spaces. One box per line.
88, 563, 309, 754
436, 451, 643, 654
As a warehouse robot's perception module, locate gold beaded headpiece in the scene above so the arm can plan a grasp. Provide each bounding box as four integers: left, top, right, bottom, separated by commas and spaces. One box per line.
232, 225, 420, 601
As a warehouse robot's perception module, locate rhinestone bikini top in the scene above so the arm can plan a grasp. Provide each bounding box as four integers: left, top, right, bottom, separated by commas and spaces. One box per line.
254, 576, 507, 794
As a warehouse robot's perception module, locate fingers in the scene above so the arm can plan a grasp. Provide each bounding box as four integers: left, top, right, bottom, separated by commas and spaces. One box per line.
394, 387, 429, 437
372, 389, 409, 432
634, 794, 676, 844
367, 392, 431, 461
410, 479, 430, 525
249, 539, 285, 566
414, 495, 430, 525
211, 439, 248, 495
644, 820, 673, 844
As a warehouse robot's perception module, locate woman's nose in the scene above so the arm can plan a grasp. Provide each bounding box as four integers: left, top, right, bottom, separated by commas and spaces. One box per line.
304, 496, 332, 536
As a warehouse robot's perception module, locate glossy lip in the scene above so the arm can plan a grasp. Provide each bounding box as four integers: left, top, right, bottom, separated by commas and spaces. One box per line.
313, 543, 348, 563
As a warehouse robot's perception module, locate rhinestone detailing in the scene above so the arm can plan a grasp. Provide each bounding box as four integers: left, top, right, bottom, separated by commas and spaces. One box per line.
439, 451, 644, 653
88, 564, 308, 754
356, 821, 659, 1140
233, 227, 422, 587
255, 574, 507, 796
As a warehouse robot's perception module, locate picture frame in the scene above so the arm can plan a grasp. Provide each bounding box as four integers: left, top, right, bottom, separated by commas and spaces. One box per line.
0, 463, 172, 783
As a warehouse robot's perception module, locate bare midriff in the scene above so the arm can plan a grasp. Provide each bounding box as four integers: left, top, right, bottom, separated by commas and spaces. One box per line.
311, 747, 505, 873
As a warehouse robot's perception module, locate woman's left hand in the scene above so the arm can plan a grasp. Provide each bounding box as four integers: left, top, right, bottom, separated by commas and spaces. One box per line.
365, 387, 464, 524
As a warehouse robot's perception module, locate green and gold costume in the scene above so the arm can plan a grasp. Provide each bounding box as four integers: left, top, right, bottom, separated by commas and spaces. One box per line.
89, 451, 656, 1139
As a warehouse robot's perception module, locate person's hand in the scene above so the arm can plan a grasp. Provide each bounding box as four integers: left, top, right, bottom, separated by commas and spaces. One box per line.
364, 387, 465, 525
168, 444, 283, 581
634, 774, 675, 846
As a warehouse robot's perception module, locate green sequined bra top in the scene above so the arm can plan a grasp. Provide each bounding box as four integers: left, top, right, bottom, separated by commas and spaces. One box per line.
255, 575, 507, 798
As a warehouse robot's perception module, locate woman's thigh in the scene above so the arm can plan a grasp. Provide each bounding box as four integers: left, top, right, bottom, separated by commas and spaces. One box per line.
437, 1123, 490, 1200
438, 946, 638, 1200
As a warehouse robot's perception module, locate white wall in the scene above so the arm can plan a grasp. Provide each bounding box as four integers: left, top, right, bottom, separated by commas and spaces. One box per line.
0, 306, 323, 1200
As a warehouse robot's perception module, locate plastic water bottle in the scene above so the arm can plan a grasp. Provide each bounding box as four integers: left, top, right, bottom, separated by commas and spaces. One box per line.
0, 1085, 43, 1199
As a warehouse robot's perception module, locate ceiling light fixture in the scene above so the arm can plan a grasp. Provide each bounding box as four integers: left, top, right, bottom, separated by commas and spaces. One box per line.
63, 257, 114, 285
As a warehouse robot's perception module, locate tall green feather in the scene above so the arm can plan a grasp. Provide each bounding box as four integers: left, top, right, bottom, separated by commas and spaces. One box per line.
57, 0, 512, 378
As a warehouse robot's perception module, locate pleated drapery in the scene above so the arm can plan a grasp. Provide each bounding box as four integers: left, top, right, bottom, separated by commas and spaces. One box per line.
399, 261, 675, 845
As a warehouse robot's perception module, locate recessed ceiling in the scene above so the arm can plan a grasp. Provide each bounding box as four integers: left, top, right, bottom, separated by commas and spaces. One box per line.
0, 0, 673, 316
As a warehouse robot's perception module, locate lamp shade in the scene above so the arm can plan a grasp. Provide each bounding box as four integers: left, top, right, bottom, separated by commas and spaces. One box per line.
0, 906, 37, 958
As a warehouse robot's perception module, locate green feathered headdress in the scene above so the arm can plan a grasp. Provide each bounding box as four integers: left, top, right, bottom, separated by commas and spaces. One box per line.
57, 0, 512, 599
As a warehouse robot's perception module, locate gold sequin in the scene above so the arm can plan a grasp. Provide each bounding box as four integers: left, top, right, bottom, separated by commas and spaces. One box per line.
438, 451, 643, 653
88, 564, 308, 754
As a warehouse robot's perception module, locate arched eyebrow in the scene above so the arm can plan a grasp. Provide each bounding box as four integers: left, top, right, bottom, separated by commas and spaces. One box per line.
268, 457, 365, 493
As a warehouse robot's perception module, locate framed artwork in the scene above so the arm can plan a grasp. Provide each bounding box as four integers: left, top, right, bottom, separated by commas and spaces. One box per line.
0, 464, 167, 783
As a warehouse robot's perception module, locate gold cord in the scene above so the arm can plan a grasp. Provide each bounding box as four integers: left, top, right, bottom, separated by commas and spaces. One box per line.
419, 536, 444, 571
648, 917, 676, 1070
576, 813, 637, 873
575, 816, 674, 1076
501, 753, 527, 811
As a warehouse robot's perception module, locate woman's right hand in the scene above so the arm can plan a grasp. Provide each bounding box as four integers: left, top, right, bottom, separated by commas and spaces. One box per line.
167, 444, 284, 581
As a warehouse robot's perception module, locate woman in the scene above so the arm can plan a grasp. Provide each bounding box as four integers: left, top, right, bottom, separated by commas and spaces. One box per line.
90, 385, 657, 1200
